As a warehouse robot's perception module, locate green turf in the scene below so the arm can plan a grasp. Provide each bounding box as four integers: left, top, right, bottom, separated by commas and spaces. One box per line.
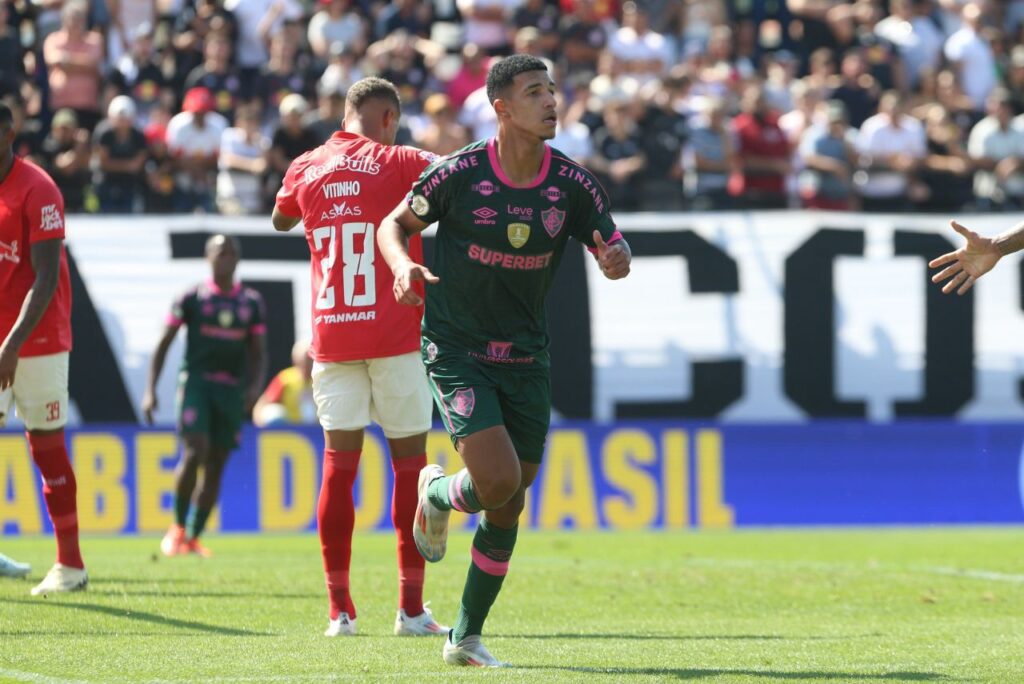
1, 529, 1023, 683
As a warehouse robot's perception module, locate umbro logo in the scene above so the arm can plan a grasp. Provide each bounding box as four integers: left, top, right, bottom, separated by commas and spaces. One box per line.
473, 207, 497, 225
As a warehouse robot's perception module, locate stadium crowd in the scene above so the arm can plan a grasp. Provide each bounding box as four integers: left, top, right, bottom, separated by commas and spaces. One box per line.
3, 0, 1024, 214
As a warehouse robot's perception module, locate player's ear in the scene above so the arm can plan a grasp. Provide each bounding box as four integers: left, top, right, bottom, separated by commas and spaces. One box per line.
493, 97, 509, 119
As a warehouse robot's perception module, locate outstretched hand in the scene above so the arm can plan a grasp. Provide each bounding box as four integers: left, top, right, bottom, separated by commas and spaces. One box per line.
593, 230, 631, 280
393, 261, 439, 305
929, 221, 1002, 295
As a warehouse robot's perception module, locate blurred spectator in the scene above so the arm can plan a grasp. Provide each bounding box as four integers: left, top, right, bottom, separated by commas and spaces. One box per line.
798, 101, 858, 210
39, 109, 91, 212
0, 2, 25, 98
255, 32, 312, 127
674, 0, 726, 55
253, 340, 315, 427
305, 86, 346, 145
916, 104, 973, 212
513, 0, 561, 54
93, 96, 148, 213
184, 31, 241, 121
855, 90, 926, 211
1009, 47, 1024, 113
107, 0, 157, 65
828, 49, 880, 129
456, 0, 518, 55
874, 0, 943, 92
637, 76, 689, 210
458, 83, 498, 141
166, 87, 227, 213
779, 80, 822, 149
317, 41, 365, 104
558, 0, 607, 76
729, 85, 790, 209
829, 0, 906, 93
143, 117, 176, 213
108, 23, 171, 127
171, 0, 238, 88
217, 104, 269, 215
226, 0, 302, 88
967, 89, 1024, 210
945, 2, 997, 112
43, 1, 104, 131
366, 30, 445, 107
376, 0, 433, 40
414, 93, 470, 155
308, 0, 368, 62
608, 1, 673, 84
803, 48, 837, 96
589, 93, 647, 211
269, 94, 318, 196
446, 44, 490, 110
3, 96, 43, 161
682, 96, 734, 210
550, 93, 592, 164
763, 50, 799, 113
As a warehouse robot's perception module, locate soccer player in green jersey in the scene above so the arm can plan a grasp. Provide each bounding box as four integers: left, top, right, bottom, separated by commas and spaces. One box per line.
142, 234, 267, 557
378, 54, 632, 667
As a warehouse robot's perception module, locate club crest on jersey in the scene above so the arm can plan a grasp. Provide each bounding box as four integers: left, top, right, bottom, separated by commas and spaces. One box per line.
507, 223, 530, 249
410, 194, 430, 217
218, 309, 234, 328
238, 305, 251, 323
541, 207, 566, 238
0, 239, 19, 264
450, 388, 475, 417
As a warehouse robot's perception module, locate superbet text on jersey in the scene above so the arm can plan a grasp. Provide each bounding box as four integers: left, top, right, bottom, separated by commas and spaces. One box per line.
276, 131, 436, 363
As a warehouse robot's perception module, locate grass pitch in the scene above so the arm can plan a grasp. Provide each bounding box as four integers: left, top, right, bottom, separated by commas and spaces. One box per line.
1, 529, 1023, 683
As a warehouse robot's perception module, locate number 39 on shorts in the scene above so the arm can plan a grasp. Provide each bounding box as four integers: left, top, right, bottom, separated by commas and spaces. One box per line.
312, 222, 377, 310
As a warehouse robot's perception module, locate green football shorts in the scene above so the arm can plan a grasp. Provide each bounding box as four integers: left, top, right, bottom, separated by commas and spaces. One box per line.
424, 345, 551, 464
177, 375, 245, 449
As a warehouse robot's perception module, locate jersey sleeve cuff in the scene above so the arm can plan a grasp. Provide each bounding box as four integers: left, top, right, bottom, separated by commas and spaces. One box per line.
587, 230, 624, 255
250, 323, 267, 335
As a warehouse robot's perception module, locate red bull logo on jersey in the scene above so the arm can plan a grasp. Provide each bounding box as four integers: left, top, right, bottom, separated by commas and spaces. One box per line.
303, 154, 381, 183
542, 208, 566, 238
450, 388, 475, 417
0, 239, 20, 264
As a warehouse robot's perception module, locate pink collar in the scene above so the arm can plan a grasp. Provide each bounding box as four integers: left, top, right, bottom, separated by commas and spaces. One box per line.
206, 278, 241, 297
486, 138, 551, 189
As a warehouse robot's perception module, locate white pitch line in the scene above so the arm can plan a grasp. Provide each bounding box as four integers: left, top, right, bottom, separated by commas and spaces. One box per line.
917, 566, 1024, 583
0, 668, 90, 684
681, 557, 1024, 583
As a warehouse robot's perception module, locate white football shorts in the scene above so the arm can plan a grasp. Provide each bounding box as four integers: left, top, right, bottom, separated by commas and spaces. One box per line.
0, 352, 69, 431
311, 351, 432, 438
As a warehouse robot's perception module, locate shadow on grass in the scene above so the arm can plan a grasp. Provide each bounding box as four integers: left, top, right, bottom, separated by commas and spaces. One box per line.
496, 633, 876, 641
88, 589, 318, 600
4, 598, 270, 637
87, 577, 191, 585
514, 665, 951, 681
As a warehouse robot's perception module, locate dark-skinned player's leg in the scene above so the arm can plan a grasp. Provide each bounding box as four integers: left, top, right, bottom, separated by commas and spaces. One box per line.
183, 445, 229, 557
160, 432, 207, 556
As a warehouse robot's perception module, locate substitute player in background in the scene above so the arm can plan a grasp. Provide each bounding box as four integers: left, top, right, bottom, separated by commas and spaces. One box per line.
141, 234, 267, 557
0, 102, 88, 596
930, 220, 1024, 293
378, 55, 632, 666
272, 77, 448, 638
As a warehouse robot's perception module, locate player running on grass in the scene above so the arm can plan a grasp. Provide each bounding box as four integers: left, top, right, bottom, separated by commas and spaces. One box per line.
0, 102, 88, 596
378, 54, 632, 667
930, 219, 1024, 294
142, 234, 267, 558
272, 77, 448, 638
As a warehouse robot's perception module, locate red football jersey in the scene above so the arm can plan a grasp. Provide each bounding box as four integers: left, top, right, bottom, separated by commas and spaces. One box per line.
275, 131, 435, 362
0, 157, 72, 357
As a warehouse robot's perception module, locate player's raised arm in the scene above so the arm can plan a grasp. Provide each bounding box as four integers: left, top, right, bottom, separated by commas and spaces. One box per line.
378, 201, 438, 306
929, 220, 1024, 295
141, 321, 180, 425
271, 205, 301, 232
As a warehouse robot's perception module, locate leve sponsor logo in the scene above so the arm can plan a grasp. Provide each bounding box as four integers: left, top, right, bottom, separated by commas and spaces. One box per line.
473, 207, 498, 225
507, 205, 534, 219
40, 204, 63, 231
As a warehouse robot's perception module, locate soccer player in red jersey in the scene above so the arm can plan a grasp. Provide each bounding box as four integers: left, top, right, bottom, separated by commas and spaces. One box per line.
272, 77, 448, 638
0, 102, 88, 596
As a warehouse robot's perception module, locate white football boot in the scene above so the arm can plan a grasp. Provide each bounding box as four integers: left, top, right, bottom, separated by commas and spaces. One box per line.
0, 553, 30, 578
324, 613, 357, 637
30, 563, 88, 596
394, 603, 449, 636
413, 464, 450, 563
442, 631, 506, 667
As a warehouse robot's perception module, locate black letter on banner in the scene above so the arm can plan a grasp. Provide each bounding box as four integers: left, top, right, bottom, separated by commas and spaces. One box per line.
893, 231, 973, 416
67, 248, 137, 421
784, 228, 865, 417
615, 231, 742, 418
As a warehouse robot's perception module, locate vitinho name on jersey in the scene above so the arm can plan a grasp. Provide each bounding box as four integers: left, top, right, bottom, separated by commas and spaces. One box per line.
323, 181, 361, 198
315, 311, 377, 325
468, 243, 553, 270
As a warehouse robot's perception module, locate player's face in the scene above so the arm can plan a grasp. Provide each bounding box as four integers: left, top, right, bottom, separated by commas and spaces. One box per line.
503, 70, 558, 140
207, 238, 239, 280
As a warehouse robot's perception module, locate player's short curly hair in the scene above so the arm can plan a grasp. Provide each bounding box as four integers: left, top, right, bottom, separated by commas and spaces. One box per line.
345, 77, 402, 112
486, 54, 549, 104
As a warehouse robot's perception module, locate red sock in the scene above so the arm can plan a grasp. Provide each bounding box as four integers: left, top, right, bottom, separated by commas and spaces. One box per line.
392, 454, 427, 617
317, 448, 360, 620
27, 430, 84, 569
